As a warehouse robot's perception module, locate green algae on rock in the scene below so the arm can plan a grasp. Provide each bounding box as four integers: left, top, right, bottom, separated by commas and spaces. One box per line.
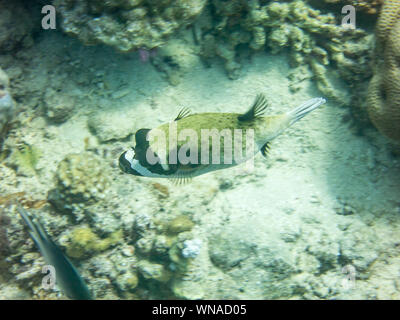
166, 215, 195, 234
65, 226, 123, 259
199, 0, 372, 105
8, 144, 41, 177
48, 153, 110, 214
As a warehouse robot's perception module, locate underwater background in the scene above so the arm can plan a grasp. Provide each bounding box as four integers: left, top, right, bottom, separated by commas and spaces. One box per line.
0, 0, 400, 299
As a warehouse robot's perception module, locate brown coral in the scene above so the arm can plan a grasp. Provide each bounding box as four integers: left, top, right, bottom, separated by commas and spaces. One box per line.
366, 0, 400, 142
0, 0, 34, 52
54, 0, 207, 52
376, 0, 400, 42
320, 0, 383, 15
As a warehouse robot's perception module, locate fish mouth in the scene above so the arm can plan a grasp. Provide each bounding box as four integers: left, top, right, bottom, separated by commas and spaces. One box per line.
118, 159, 127, 173
119, 150, 144, 176
118, 151, 132, 173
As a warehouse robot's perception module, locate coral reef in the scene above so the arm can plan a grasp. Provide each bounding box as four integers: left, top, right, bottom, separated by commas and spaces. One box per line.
45, 0, 375, 106
43, 88, 76, 124
64, 226, 123, 259
1, 0, 399, 301
0, 68, 15, 148
198, 0, 372, 105
53, 0, 207, 52
317, 0, 383, 14
47, 153, 110, 214
0, 1, 34, 53
7, 144, 42, 177
130, 211, 201, 293
166, 215, 195, 234
367, 0, 400, 142
181, 239, 202, 258
151, 38, 201, 85
137, 260, 172, 283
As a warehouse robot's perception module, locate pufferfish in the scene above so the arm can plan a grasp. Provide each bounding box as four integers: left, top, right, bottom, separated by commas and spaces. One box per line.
119, 94, 326, 182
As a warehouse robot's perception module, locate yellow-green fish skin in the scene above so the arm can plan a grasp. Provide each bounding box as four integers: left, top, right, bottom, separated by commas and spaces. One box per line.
119, 96, 326, 179
148, 112, 290, 165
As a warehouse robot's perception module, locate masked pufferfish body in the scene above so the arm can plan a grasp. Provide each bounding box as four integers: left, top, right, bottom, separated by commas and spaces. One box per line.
119, 94, 326, 180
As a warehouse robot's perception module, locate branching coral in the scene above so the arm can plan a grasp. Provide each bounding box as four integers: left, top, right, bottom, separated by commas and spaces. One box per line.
197, 0, 372, 104
317, 0, 383, 15
367, 0, 400, 142
53, 0, 207, 52
51, 0, 374, 106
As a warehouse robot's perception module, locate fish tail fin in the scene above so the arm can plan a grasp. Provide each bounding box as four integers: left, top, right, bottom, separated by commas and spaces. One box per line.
17, 204, 93, 300
287, 98, 326, 126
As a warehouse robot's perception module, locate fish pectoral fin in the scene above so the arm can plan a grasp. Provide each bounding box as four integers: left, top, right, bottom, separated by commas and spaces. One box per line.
167, 162, 205, 184
260, 142, 271, 158
238, 94, 269, 121
168, 176, 193, 185
174, 107, 191, 121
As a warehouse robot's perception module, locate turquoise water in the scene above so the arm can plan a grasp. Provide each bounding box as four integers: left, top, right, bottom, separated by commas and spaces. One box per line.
0, 0, 399, 300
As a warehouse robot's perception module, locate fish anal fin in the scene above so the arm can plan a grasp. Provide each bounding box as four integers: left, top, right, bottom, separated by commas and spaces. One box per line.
238, 94, 269, 121
261, 142, 271, 158
175, 107, 191, 121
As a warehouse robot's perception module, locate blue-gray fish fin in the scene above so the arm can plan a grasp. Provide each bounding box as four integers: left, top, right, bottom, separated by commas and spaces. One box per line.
17, 205, 92, 300
238, 94, 269, 121
17, 205, 62, 264
17, 205, 46, 250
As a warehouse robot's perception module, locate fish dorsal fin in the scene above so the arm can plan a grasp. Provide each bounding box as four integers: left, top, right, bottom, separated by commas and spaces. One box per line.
135, 128, 151, 149
260, 142, 271, 158
175, 107, 191, 121
167, 162, 199, 185
238, 94, 269, 121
